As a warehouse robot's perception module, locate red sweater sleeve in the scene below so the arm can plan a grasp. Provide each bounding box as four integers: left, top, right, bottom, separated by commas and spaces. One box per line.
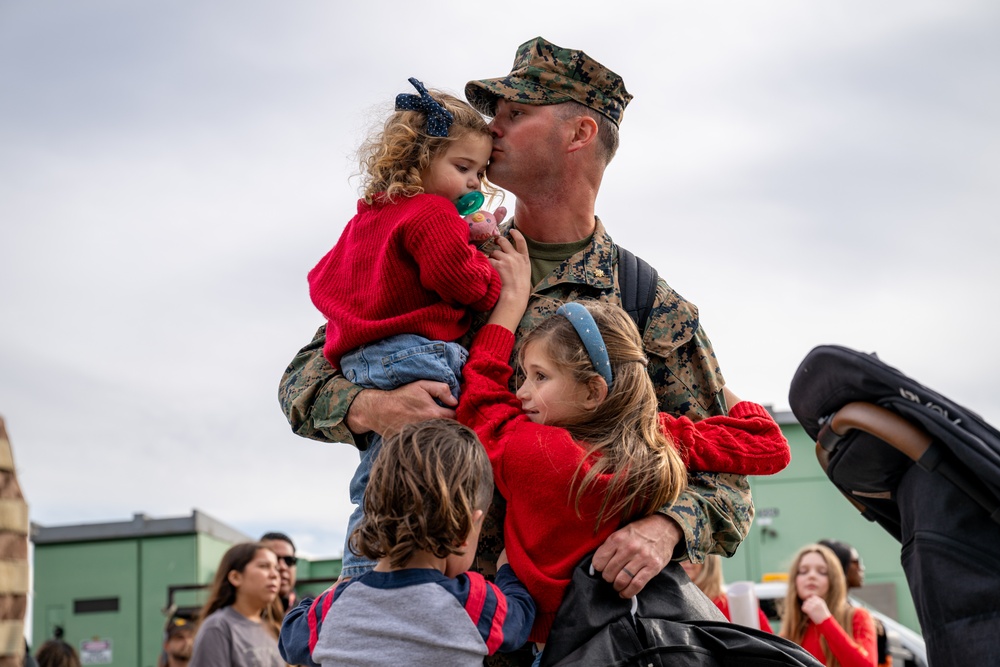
455, 325, 523, 479
403, 197, 501, 312
659, 402, 790, 476
817, 608, 878, 667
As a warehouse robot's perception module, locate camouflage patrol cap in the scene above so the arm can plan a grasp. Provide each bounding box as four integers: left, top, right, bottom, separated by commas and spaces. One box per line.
465, 37, 633, 126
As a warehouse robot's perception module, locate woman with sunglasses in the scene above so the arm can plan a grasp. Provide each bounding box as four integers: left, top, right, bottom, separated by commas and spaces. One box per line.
190, 542, 285, 667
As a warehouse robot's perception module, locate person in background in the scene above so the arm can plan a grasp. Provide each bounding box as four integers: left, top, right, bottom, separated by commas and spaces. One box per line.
34, 640, 80, 667
681, 555, 773, 632
189, 542, 284, 667
780, 543, 877, 667
278, 419, 534, 667
819, 538, 890, 667
159, 616, 195, 667
260, 532, 298, 615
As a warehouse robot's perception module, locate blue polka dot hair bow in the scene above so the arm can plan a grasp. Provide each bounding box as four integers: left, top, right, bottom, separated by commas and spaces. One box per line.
395, 77, 454, 137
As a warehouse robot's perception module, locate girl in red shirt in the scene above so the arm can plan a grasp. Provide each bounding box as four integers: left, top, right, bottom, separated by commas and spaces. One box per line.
457, 235, 791, 646
779, 544, 877, 667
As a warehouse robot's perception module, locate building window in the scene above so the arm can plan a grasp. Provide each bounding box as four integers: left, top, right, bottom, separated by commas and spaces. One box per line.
73, 598, 120, 614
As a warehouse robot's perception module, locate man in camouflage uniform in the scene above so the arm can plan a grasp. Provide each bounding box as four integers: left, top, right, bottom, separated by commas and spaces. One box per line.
279, 37, 752, 665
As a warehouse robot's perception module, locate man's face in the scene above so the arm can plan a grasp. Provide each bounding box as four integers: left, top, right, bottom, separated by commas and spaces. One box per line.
164, 631, 193, 662
262, 538, 297, 597
486, 100, 567, 193
846, 549, 865, 588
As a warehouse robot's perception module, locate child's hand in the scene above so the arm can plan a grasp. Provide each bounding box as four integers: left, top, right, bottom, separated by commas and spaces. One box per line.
497, 548, 509, 570
487, 230, 531, 332
801, 595, 832, 624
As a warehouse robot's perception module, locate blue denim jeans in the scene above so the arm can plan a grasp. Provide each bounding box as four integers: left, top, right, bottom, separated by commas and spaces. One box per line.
339, 333, 468, 577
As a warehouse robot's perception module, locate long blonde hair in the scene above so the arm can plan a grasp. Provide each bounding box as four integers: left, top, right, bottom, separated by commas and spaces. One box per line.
519, 301, 687, 530
357, 87, 498, 204
779, 543, 854, 667
690, 554, 726, 601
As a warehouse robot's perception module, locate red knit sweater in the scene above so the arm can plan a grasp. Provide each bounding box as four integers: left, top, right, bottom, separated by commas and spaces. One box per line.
800, 607, 877, 667
309, 194, 501, 369
456, 325, 790, 642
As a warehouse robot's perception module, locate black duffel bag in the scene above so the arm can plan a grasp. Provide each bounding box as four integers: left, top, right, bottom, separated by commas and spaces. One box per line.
540, 555, 823, 667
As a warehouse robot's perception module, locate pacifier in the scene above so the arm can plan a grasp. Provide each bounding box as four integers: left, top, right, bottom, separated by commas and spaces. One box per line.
455, 191, 485, 216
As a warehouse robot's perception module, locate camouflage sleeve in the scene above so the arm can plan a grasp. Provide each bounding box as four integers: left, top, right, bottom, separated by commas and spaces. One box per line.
278, 324, 364, 446
643, 280, 753, 562
663, 472, 753, 562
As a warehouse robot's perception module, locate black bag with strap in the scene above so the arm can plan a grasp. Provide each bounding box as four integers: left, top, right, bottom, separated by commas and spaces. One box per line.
789, 344, 1000, 667
616, 245, 658, 334
540, 555, 823, 667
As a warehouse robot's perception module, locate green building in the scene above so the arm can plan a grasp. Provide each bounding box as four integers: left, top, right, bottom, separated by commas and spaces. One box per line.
29, 414, 920, 665
30, 510, 341, 667
723, 412, 918, 631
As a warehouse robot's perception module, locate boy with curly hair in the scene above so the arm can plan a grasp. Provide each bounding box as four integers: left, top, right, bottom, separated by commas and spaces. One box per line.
278, 419, 535, 666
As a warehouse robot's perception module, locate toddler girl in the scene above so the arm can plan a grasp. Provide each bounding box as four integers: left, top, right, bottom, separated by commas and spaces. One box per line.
457, 234, 791, 646
308, 78, 502, 578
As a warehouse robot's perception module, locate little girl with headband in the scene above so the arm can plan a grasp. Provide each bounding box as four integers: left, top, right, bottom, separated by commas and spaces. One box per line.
457, 235, 791, 648
308, 77, 503, 579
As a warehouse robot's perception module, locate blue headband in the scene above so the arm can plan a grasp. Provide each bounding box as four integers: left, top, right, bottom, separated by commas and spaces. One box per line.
556, 302, 613, 391
395, 77, 454, 138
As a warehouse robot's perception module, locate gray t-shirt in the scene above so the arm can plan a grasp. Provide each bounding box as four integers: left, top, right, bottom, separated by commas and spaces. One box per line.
190, 606, 283, 667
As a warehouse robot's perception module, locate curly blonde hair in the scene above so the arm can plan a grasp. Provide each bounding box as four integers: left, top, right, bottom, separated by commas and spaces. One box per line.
349, 419, 493, 569
518, 301, 688, 530
358, 88, 498, 204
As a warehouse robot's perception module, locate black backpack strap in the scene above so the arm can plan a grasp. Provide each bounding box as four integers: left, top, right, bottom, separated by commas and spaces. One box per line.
616, 244, 659, 333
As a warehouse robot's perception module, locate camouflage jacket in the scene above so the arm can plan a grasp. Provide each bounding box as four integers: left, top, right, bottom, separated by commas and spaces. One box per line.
278, 217, 752, 561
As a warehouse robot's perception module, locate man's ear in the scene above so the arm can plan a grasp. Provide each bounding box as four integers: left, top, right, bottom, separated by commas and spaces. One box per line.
583, 376, 609, 410
566, 114, 599, 154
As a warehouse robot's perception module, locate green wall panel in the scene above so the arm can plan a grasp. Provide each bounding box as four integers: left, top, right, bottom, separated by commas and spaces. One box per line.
32, 541, 141, 666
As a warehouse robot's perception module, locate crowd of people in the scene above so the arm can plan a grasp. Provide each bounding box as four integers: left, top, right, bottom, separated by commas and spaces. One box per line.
28, 35, 890, 667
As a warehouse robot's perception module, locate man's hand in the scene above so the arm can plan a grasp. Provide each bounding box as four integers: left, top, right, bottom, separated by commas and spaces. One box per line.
492, 206, 507, 226
345, 381, 458, 437
592, 514, 684, 598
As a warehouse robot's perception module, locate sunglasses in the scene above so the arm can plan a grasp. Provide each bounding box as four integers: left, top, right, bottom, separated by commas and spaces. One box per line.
277, 555, 298, 567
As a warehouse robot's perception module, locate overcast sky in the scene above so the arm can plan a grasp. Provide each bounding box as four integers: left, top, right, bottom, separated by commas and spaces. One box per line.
2, 1, 998, 558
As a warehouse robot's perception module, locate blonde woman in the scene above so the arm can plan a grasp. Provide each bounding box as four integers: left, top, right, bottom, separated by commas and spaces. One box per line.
779, 544, 877, 667
681, 555, 773, 632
